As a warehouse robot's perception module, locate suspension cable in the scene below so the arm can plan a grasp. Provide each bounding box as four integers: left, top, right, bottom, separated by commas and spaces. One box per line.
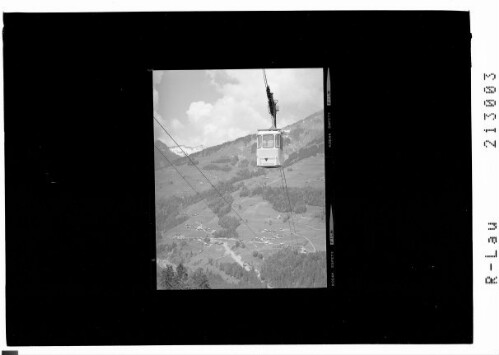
153, 116, 261, 239
154, 145, 200, 195
280, 167, 296, 234
262, 69, 268, 89
154, 145, 213, 221
278, 167, 294, 237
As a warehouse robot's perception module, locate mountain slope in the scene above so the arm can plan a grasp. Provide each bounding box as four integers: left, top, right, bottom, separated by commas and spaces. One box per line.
188, 109, 324, 164
154, 109, 327, 289
170, 145, 206, 157
154, 139, 180, 169
154, 109, 324, 172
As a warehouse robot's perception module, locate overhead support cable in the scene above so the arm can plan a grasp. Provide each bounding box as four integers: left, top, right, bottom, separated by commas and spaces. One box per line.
153, 116, 261, 240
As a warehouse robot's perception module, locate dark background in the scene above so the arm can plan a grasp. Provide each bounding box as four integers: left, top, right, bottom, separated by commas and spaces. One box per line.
4, 12, 472, 345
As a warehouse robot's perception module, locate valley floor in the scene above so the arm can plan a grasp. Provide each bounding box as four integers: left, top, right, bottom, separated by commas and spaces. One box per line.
156, 155, 327, 289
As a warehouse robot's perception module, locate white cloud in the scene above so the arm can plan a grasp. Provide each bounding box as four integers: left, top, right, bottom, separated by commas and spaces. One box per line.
152, 70, 164, 125
153, 114, 167, 144
171, 118, 184, 130
153, 71, 164, 85
152, 71, 163, 108
154, 68, 323, 148
186, 101, 213, 123
212, 68, 323, 129
153, 89, 159, 107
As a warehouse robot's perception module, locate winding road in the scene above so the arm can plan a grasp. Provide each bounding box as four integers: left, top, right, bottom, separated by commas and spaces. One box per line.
222, 242, 250, 271
291, 231, 316, 252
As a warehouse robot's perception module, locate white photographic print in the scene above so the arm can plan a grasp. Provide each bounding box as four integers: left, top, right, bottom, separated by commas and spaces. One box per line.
153, 69, 327, 289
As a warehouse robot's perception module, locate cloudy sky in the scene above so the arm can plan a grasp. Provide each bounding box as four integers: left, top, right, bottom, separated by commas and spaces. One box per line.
153, 68, 323, 148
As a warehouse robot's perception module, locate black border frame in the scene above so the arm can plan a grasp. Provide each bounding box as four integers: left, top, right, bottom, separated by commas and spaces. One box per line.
4, 11, 472, 345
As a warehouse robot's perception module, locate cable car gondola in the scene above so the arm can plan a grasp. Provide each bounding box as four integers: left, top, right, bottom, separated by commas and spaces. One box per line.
257, 128, 283, 167
257, 70, 283, 168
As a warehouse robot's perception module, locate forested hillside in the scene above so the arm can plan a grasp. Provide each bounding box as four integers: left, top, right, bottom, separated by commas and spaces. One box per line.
155, 109, 327, 289
260, 248, 327, 288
